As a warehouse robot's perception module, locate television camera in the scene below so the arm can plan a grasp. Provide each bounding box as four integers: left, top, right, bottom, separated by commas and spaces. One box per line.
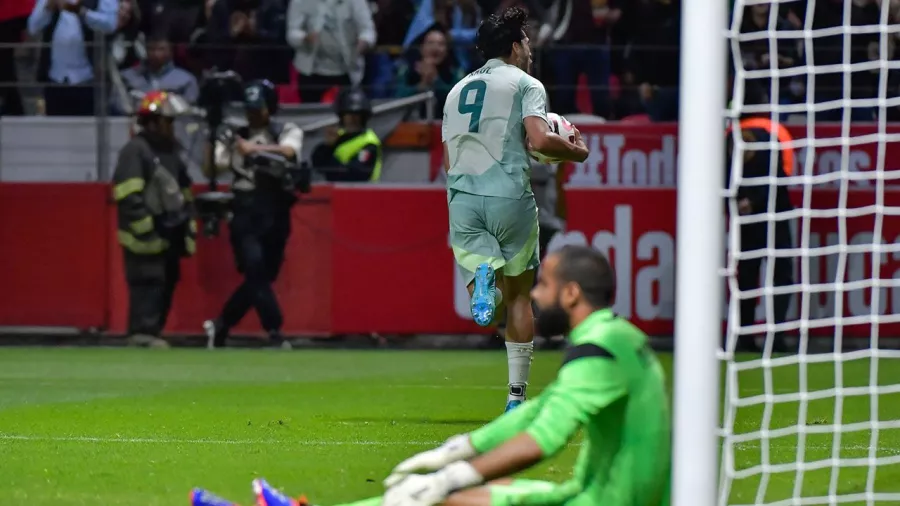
193, 71, 310, 238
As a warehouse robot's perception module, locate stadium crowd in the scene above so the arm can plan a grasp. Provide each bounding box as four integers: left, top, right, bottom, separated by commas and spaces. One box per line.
0, 0, 680, 120
1, 0, 899, 121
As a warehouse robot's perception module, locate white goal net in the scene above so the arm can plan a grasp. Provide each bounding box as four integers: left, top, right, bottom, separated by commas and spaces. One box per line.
720, 0, 900, 504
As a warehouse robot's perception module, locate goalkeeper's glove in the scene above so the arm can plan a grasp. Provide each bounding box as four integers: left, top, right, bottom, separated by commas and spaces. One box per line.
383, 434, 476, 488
382, 462, 484, 506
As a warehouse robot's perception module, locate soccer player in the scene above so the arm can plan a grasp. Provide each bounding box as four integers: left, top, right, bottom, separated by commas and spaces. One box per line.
443, 7, 589, 412
191, 245, 671, 506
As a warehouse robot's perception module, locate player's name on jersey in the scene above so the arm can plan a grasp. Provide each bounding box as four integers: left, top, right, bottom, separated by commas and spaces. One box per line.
470, 66, 495, 76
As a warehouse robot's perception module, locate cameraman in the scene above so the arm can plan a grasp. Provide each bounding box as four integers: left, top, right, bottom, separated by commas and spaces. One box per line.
311, 87, 382, 182
112, 91, 196, 348
203, 79, 304, 349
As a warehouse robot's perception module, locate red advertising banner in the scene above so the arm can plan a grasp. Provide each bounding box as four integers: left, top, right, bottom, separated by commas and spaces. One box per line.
428, 122, 900, 188
0, 184, 110, 329
330, 186, 482, 335
1, 183, 898, 338
562, 122, 900, 188
563, 187, 900, 337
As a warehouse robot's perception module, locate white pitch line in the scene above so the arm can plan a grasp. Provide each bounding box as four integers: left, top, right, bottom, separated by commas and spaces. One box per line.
0, 434, 442, 446
386, 384, 506, 391
2, 434, 897, 456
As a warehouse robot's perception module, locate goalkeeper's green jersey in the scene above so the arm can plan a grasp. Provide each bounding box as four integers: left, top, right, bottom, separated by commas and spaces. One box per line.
470, 309, 671, 506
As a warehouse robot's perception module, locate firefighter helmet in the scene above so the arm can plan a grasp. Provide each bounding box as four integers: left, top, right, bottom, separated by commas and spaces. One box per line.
137, 90, 190, 118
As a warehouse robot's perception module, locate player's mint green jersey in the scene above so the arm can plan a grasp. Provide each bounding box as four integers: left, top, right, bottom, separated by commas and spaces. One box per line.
470, 309, 671, 506
442, 58, 549, 199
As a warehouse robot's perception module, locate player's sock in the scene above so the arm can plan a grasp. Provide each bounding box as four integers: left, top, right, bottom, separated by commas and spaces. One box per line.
505, 340, 533, 402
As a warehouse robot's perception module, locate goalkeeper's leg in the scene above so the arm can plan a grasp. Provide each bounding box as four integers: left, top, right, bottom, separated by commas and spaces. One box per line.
331, 479, 574, 506
241, 477, 574, 506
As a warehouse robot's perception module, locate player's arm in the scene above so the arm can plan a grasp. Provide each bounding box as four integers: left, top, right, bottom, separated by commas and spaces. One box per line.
443, 142, 450, 173
525, 116, 589, 163
442, 111, 451, 173
383, 392, 545, 487
520, 78, 588, 163
468, 392, 545, 453
468, 345, 627, 480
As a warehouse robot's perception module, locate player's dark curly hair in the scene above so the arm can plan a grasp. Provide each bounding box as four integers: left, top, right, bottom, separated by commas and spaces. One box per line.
555, 245, 616, 309
475, 7, 529, 61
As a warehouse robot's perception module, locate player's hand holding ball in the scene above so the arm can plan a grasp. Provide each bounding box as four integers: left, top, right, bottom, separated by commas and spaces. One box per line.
529, 112, 577, 164
384, 434, 476, 488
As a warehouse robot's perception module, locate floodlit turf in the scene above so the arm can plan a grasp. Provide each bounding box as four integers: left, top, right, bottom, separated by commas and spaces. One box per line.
0, 348, 899, 506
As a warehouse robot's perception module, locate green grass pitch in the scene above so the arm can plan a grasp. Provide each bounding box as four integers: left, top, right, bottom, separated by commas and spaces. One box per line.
1, 348, 899, 505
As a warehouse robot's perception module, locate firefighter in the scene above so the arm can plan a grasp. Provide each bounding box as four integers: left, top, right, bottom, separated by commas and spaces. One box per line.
112, 90, 196, 348
726, 83, 795, 353
311, 87, 382, 182
203, 79, 304, 350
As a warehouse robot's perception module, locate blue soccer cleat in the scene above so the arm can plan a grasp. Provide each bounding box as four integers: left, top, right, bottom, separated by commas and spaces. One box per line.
190, 488, 240, 506
471, 263, 497, 326
253, 478, 310, 506
505, 399, 524, 413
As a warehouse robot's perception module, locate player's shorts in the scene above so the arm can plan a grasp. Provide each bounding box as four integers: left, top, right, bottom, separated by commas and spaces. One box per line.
489, 479, 582, 506
448, 189, 540, 286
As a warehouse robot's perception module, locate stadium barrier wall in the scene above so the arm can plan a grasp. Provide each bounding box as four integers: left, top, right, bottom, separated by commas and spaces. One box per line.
0, 183, 110, 329
0, 187, 897, 338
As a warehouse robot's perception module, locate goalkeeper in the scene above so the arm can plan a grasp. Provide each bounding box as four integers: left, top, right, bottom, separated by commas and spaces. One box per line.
192, 245, 671, 506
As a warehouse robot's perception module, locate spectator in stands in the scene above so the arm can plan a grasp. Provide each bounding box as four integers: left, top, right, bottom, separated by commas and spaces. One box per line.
115, 32, 199, 112
538, 0, 619, 118
366, 0, 416, 97
626, 0, 680, 122
286, 0, 376, 103
137, 0, 203, 47
404, 0, 483, 72
28, 0, 119, 116
0, 2, 30, 116
207, 0, 290, 83
803, 0, 886, 121
373, 0, 415, 49
848, 0, 886, 121
738, 4, 799, 106
606, 0, 642, 118
395, 25, 465, 118
110, 0, 144, 70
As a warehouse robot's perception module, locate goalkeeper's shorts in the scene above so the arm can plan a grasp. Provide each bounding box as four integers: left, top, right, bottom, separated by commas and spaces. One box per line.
448, 189, 540, 287
489, 479, 582, 506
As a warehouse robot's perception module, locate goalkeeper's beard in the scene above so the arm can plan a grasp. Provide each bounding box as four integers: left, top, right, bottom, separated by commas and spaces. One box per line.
535, 296, 571, 338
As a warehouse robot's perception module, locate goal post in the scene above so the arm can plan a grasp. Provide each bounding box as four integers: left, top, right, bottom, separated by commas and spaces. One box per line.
677, 0, 900, 504
672, 0, 727, 504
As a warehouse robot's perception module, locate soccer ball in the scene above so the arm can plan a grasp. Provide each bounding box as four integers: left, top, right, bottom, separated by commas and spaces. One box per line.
529, 112, 576, 165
